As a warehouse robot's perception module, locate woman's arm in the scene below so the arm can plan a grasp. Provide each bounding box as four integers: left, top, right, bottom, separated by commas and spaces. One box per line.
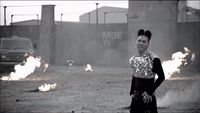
148, 58, 165, 95
130, 76, 135, 96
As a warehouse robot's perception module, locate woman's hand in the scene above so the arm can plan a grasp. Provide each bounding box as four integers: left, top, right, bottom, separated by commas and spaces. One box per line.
142, 91, 152, 103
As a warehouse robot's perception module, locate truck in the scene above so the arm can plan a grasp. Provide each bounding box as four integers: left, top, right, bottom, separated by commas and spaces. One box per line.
0, 36, 34, 72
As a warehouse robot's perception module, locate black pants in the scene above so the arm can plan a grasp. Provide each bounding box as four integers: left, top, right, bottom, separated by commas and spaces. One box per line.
130, 91, 158, 113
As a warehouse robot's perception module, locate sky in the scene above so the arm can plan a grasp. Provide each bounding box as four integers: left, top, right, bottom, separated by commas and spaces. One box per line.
0, 1, 199, 25
0, 1, 128, 25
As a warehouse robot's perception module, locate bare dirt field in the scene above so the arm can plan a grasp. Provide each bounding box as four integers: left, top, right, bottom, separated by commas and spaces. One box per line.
0, 66, 200, 113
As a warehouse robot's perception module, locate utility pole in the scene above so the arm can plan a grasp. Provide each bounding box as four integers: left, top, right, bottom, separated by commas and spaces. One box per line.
4, 6, 7, 26
96, 3, 99, 24
186, 8, 188, 22
11, 15, 14, 25
61, 13, 63, 25
88, 12, 90, 24
126, 13, 128, 23
37, 14, 39, 25
104, 12, 107, 24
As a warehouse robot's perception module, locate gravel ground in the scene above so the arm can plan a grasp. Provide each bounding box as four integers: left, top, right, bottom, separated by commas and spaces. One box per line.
0, 65, 200, 113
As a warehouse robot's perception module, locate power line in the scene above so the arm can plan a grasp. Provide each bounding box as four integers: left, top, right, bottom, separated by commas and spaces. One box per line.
10, 14, 38, 16
1, 5, 41, 7
0, 1, 128, 7
54, 1, 128, 6
61, 12, 84, 14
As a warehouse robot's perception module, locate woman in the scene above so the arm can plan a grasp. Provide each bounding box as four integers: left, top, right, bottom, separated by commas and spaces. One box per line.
129, 29, 165, 113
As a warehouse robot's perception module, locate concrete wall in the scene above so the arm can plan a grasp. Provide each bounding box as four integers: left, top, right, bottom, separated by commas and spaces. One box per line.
128, 1, 178, 61
0, 23, 199, 67
39, 5, 55, 64
177, 22, 200, 67
0, 23, 128, 66
55, 23, 128, 66
0, 25, 39, 43
0, 25, 40, 55
178, 1, 200, 22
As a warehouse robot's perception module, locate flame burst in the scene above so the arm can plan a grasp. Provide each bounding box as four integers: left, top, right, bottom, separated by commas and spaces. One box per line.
191, 53, 195, 62
1, 55, 41, 81
42, 62, 49, 72
38, 83, 57, 92
0, 55, 48, 81
162, 47, 190, 79
66, 59, 74, 67
84, 64, 93, 72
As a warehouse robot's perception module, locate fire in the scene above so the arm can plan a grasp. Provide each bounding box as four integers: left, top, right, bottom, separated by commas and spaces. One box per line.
66, 59, 74, 67
0, 54, 48, 81
42, 62, 49, 72
1, 55, 41, 81
38, 83, 57, 92
191, 53, 195, 62
162, 47, 191, 79
84, 64, 93, 72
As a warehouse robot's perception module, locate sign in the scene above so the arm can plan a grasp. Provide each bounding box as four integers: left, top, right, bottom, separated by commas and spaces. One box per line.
102, 31, 123, 47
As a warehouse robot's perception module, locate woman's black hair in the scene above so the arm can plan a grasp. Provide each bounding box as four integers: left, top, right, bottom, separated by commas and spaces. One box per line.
137, 29, 152, 41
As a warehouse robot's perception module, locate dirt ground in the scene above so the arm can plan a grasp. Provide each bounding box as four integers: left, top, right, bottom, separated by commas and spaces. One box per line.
0, 65, 200, 113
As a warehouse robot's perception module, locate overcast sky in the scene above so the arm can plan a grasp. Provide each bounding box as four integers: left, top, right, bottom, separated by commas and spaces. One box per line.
0, 1, 128, 25
0, 1, 199, 25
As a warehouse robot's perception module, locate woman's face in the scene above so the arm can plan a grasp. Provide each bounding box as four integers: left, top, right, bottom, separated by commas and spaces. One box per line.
136, 35, 149, 53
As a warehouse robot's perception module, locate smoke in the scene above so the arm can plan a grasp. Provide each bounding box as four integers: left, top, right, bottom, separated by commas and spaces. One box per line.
96, 49, 126, 66
157, 47, 199, 107
157, 82, 200, 107
97, 49, 118, 65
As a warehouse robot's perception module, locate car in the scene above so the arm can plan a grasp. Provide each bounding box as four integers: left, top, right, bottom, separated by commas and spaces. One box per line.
0, 36, 34, 72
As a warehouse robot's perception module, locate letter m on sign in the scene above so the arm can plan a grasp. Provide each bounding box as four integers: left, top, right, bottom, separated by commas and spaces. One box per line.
102, 32, 111, 40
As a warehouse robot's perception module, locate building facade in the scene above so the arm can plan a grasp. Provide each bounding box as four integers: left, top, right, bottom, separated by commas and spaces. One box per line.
79, 6, 128, 24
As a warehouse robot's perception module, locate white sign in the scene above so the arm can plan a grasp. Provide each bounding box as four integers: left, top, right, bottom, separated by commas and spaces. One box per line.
102, 32, 122, 40
102, 32, 123, 47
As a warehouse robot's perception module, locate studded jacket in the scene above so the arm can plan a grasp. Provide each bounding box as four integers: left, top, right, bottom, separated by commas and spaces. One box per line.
129, 51, 165, 95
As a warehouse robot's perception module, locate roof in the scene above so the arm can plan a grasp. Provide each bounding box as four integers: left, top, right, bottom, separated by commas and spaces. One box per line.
11, 19, 40, 25
80, 6, 128, 16
11, 19, 81, 26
